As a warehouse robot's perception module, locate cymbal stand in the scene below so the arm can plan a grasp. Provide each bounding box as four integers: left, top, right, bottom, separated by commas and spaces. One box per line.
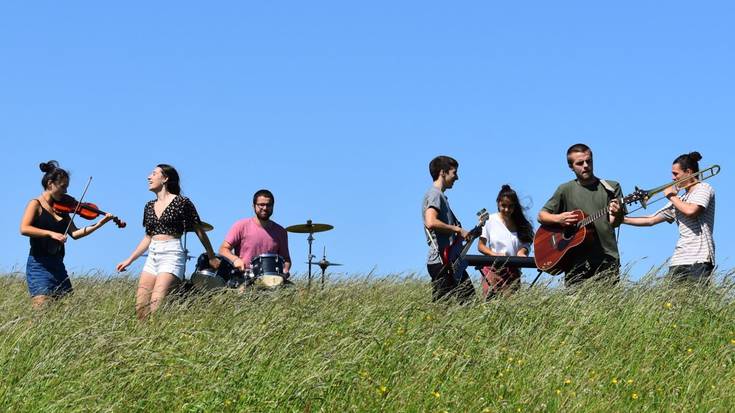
307, 227, 315, 288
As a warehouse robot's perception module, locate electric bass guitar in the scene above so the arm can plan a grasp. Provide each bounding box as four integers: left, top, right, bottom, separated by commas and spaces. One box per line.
533, 189, 646, 274
440, 209, 490, 282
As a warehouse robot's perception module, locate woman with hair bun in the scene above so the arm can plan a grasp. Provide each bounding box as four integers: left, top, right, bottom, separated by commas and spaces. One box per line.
624, 152, 716, 283
477, 185, 534, 299
19, 161, 114, 308
116, 164, 219, 320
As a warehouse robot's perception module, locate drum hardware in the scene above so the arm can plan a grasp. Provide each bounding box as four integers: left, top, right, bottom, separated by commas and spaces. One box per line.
304, 247, 342, 289
286, 220, 334, 288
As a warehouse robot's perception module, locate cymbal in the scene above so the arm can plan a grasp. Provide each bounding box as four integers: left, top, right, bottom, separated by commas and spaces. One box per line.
306, 260, 343, 267
188, 221, 214, 232
286, 222, 333, 233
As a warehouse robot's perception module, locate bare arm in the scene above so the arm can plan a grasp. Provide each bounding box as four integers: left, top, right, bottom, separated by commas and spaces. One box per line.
424, 207, 469, 240
69, 214, 113, 240
623, 214, 667, 227
538, 210, 579, 227
219, 240, 245, 271
477, 237, 503, 256
116, 235, 152, 272
20, 200, 67, 243
665, 190, 704, 218
194, 226, 220, 268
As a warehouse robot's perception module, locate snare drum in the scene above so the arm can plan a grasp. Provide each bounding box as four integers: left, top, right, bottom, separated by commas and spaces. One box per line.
250, 254, 285, 289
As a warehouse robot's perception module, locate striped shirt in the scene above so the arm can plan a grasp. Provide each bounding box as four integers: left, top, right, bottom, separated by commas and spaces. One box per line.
655, 182, 715, 266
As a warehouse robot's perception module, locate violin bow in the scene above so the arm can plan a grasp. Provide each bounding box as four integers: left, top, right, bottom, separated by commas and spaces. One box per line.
62, 176, 93, 238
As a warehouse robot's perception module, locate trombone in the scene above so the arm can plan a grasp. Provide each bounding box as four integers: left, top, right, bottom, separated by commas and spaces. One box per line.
633, 164, 720, 210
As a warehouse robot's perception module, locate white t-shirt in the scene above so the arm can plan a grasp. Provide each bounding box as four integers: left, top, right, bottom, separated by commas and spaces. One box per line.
480, 213, 530, 256
655, 182, 716, 266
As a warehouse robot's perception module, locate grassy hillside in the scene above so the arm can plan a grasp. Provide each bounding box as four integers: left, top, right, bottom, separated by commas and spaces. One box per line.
1, 273, 734, 412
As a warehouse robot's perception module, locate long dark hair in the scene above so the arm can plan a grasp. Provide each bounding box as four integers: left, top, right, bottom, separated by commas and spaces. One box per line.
673, 151, 702, 173
39, 160, 69, 189
496, 184, 534, 244
157, 164, 181, 195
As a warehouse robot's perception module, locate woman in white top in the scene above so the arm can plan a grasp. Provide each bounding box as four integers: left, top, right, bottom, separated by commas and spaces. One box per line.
477, 185, 534, 299
623, 152, 716, 284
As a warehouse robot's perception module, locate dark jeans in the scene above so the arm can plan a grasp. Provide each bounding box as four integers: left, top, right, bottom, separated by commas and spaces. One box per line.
564, 256, 620, 288
668, 263, 714, 284
427, 263, 475, 303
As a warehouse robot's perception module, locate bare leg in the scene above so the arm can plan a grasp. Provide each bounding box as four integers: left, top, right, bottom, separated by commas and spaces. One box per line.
31, 295, 53, 310
149, 272, 180, 314
136, 272, 157, 320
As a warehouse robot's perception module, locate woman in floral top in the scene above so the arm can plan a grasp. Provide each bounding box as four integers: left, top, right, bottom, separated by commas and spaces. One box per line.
117, 164, 219, 319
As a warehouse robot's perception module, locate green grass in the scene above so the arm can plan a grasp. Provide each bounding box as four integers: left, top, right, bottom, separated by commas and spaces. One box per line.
1, 271, 734, 412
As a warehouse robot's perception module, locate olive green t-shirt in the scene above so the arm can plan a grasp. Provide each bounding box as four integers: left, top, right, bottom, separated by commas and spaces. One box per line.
541, 179, 622, 261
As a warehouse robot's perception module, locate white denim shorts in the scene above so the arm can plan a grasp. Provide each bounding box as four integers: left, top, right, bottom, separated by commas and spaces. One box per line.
142, 239, 186, 279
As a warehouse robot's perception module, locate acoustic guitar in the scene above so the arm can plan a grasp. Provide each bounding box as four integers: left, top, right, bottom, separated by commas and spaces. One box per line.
534, 189, 646, 274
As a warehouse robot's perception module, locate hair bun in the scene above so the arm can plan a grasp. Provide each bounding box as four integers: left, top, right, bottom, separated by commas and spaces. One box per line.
688, 151, 702, 162
501, 184, 512, 191
39, 160, 59, 173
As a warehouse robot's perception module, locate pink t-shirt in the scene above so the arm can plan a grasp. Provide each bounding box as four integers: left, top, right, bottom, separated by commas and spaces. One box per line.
224, 217, 290, 267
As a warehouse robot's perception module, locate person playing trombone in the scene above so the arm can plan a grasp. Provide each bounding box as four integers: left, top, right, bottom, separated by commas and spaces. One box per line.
623, 152, 716, 283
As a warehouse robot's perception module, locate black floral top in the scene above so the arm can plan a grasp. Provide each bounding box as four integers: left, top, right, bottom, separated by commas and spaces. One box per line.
143, 195, 201, 237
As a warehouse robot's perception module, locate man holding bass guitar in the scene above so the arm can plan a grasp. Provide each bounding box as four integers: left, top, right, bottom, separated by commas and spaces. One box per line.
537, 144, 625, 287
423, 155, 476, 302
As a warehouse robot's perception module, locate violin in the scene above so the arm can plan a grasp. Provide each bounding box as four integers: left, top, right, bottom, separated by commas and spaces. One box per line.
53, 194, 127, 228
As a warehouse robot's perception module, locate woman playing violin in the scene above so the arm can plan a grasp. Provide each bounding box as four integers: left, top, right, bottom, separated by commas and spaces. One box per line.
116, 164, 219, 320
19, 161, 114, 309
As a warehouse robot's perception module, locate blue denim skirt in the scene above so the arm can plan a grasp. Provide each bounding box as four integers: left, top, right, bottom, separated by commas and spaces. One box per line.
26, 255, 73, 297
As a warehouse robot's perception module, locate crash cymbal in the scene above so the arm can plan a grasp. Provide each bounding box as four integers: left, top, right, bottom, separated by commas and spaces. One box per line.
188, 221, 214, 232
286, 222, 333, 233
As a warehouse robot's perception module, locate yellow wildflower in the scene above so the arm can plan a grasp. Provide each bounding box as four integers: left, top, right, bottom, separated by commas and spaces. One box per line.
730, 338, 735, 345
482, 408, 492, 413
664, 302, 672, 309
627, 379, 634, 385
432, 391, 441, 399
377, 385, 389, 397
555, 389, 561, 395
359, 371, 369, 379
631, 393, 639, 400
611, 378, 618, 385
687, 348, 693, 354
564, 378, 572, 385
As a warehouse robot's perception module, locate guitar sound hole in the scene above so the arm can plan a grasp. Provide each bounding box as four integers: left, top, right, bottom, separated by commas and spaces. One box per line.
562, 228, 576, 240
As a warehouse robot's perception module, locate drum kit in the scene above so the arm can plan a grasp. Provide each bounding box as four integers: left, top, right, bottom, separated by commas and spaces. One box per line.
186, 219, 342, 292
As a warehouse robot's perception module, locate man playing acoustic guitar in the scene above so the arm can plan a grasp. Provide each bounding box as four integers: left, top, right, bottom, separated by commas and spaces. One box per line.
422, 155, 476, 302
537, 144, 624, 287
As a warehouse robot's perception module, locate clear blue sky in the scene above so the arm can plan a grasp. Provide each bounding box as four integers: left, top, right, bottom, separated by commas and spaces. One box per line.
2, 1, 733, 284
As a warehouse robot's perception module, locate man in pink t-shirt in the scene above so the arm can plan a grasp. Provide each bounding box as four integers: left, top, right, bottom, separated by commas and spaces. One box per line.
218, 189, 291, 276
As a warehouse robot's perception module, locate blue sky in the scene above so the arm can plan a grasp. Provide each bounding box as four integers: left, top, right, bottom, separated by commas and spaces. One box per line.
2, 1, 733, 284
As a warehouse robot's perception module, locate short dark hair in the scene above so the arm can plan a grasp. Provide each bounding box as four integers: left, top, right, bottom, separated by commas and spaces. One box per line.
429, 156, 459, 181
39, 160, 69, 189
673, 151, 702, 173
157, 164, 181, 195
252, 189, 274, 205
566, 143, 592, 166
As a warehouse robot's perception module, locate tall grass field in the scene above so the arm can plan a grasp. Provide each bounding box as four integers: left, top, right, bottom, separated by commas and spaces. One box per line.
1, 271, 734, 412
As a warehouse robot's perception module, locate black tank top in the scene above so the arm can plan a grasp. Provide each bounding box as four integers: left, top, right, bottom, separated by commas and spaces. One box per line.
29, 200, 70, 258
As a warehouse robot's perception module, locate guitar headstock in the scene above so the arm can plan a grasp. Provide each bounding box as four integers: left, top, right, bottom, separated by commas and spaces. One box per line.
476, 208, 489, 226
623, 187, 650, 209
